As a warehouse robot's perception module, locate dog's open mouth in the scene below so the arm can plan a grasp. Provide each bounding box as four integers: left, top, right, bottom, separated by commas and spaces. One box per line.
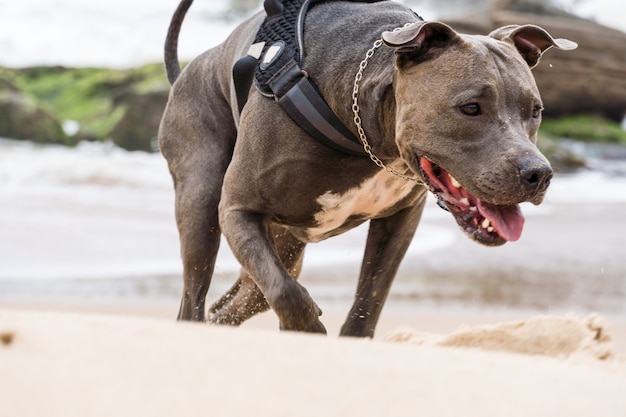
419, 158, 524, 246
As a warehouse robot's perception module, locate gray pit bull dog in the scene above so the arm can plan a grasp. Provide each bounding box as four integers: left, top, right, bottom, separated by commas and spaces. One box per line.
159, 0, 576, 336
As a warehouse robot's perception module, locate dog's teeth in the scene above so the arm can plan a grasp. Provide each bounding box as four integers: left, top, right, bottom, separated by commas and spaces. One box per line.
487, 226, 495, 232
481, 218, 491, 229
460, 197, 469, 206
469, 206, 478, 212
449, 175, 461, 188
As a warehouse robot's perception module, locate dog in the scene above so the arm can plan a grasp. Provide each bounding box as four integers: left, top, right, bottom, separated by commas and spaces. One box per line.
158, 0, 576, 336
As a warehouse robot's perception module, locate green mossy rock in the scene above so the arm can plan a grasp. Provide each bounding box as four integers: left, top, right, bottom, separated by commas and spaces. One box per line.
0, 64, 170, 151
2, 62, 625, 159
540, 116, 626, 144
109, 89, 169, 151
0, 78, 68, 144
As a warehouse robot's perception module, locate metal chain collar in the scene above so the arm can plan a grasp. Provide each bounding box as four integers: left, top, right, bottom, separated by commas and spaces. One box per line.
351, 29, 424, 184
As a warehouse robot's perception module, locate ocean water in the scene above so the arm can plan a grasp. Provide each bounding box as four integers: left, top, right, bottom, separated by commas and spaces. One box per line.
0, 138, 458, 302
0, 136, 459, 283
0, 0, 623, 68
1, 137, 626, 314
0, 0, 236, 68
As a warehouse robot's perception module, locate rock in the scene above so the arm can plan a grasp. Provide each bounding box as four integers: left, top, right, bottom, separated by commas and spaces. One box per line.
108, 89, 169, 152
537, 134, 587, 173
0, 78, 68, 144
444, 0, 626, 121
0, 64, 170, 151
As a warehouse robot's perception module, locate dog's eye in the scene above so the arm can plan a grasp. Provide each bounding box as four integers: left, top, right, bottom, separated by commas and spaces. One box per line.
460, 103, 481, 116
532, 105, 543, 119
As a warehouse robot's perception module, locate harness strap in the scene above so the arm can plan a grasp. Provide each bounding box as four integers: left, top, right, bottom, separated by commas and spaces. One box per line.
270, 61, 366, 156
232, 0, 373, 156
233, 54, 260, 114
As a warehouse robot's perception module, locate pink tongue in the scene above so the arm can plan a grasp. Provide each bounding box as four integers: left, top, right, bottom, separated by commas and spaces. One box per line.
476, 201, 525, 242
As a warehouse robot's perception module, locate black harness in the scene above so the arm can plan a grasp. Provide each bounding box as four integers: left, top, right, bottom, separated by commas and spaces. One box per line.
233, 0, 385, 156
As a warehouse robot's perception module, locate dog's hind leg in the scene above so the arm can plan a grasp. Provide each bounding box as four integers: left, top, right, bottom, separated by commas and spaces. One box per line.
340, 193, 427, 338
171, 169, 230, 322
159, 68, 237, 322
207, 272, 265, 325
208, 224, 306, 326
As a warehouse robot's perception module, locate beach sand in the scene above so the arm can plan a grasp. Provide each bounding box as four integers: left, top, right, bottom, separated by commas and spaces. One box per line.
2, 306, 626, 417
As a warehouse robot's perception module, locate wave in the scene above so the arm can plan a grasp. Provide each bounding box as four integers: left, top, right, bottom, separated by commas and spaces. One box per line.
1, 1, 622, 68
0, 138, 172, 189
1, 137, 626, 285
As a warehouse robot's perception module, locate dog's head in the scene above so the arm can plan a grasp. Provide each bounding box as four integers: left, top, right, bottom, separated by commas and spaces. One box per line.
382, 22, 577, 246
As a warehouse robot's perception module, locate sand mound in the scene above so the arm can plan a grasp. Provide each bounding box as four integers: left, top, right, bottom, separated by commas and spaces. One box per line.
386, 313, 614, 360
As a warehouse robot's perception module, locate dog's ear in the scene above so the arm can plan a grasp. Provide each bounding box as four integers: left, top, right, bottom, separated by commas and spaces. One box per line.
489, 25, 577, 69
382, 21, 461, 68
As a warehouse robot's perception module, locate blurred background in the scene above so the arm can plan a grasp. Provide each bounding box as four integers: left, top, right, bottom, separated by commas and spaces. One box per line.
1, 0, 625, 325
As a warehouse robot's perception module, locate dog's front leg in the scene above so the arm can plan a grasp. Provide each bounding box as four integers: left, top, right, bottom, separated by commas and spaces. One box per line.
341, 193, 427, 338
208, 224, 306, 326
220, 209, 326, 333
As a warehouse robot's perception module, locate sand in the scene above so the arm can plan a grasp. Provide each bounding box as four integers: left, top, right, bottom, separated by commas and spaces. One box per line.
386, 313, 615, 359
2, 309, 625, 417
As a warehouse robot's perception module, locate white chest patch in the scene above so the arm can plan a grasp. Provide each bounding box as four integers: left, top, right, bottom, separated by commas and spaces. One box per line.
306, 164, 418, 242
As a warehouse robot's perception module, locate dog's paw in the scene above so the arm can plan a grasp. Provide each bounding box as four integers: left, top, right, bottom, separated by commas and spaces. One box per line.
272, 281, 327, 334
279, 318, 327, 334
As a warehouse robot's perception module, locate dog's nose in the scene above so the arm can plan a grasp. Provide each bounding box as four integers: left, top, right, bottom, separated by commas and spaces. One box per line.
520, 163, 553, 192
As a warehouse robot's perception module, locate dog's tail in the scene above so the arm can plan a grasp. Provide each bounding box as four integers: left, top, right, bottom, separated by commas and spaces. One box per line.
164, 0, 194, 85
